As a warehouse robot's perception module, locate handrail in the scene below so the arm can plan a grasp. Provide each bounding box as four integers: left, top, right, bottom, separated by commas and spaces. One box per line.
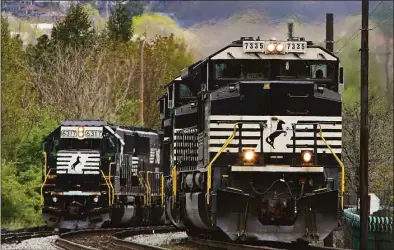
318, 124, 345, 210
161, 174, 165, 207
109, 163, 116, 204
137, 172, 146, 205
100, 170, 112, 206
146, 171, 152, 206
206, 123, 239, 205
40, 168, 52, 205
43, 152, 47, 181
171, 166, 177, 206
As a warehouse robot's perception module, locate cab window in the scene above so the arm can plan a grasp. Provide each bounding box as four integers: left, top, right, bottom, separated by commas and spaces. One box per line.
179, 84, 192, 98
214, 60, 269, 80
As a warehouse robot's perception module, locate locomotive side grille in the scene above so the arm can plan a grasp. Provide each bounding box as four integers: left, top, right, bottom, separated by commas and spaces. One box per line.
208, 115, 342, 154
173, 126, 199, 171
56, 150, 100, 175
132, 156, 139, 176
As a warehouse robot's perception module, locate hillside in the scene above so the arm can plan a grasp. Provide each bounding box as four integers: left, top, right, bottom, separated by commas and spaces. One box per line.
150, 1, 364, 27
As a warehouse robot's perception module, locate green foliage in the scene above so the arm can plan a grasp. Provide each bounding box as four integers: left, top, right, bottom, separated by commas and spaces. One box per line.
138, 34, 194, 128
1, 160, 43, 227
1, 17, 10, 41
82, 3, 100, 18
51, 3, 96, 48
1, 17, 37, 161
106, 3, 133, 42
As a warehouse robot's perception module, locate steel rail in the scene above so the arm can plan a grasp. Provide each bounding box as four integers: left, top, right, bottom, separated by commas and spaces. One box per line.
55, 238, 99, 250
56, 225, 179, 250
2, 231, 56, 244
111, 226, 181, 249
112, 238, 167, 250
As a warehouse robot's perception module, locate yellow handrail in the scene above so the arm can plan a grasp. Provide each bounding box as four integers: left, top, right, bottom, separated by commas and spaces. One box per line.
137, 172, 146, 205
171, 166, 177, 206
161, 174, 165, 207
40, 168, 52, 205
146, 171, 152, 206
318, 124, 345, 210
206, 123, 239, 205
43, 152, 47, 180
108, 163, 116, 204
100, 170, 112, 206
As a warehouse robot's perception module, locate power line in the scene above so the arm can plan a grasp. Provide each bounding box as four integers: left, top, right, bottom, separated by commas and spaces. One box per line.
335, 1, 383, 44
371, 6, 394, 30
336, 4, 393, 53
336, 30, 361, 53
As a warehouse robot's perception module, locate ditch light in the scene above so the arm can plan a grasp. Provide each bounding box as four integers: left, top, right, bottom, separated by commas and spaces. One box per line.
301, 150, 313, 165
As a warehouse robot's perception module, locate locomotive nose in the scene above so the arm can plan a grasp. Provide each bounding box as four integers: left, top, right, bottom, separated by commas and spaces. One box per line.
68, 205, 80, 215
68, 201, 84, 215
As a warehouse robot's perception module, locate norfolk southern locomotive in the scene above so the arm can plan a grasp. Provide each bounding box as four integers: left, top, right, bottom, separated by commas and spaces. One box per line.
41, 120, 165, 229
159, 27, 345, 242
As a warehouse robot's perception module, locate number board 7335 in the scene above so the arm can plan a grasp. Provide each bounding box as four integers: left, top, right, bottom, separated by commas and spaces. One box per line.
243, 41, 265, 53
286, 41, 307, 53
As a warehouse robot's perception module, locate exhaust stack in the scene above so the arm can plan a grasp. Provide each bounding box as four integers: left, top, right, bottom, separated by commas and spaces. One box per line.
326, 13, 334, 52
287, 22, 294, 40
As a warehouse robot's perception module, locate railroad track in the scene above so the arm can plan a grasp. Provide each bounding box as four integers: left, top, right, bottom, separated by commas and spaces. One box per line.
55, 225, 352, 250
1, 226, 56, 244
2, 225, 352, 250
56, 225, 179, 250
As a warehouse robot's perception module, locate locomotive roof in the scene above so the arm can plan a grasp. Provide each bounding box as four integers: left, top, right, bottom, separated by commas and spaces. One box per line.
61, 120, 158, 133
61, 120, 107, 127
164, 37, 338, 84
115, 125, 158, 134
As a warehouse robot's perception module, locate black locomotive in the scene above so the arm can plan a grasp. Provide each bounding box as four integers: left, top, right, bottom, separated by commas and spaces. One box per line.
41, 120, 165, 230
159, 30, 345, 242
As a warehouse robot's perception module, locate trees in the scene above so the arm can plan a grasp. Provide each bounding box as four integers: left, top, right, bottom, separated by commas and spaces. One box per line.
1, 18, 45, 228
106, 3, 133, 42
51, 3, 96, 48
134, 34, 193, 128
338, 30, 393, 195
29, 43, 139, 121
1, 17, 37, 161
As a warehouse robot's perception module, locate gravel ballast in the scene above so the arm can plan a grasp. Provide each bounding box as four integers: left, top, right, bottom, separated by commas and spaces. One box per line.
125, 231, 188, 246
1, 235, 59, 250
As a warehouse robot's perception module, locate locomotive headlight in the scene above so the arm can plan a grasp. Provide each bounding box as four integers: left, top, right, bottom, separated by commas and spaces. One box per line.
243, 150, 256, 162
276, 43, 284, 52
301, 150, 313, 163
78, 127, 84, 137
52, 197, 58, 203
93, 196, 99, 203
267, 43, 276, 52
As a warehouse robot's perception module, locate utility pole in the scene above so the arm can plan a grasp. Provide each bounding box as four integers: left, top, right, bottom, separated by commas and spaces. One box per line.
360, 0, 369, 249
139, 39, 145, 126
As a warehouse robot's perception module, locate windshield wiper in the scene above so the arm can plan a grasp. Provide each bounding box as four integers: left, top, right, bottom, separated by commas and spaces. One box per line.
254, 52, 271, 71
227, 52, 245, 77
318, 53, 335, 68
293, 52, 310, 68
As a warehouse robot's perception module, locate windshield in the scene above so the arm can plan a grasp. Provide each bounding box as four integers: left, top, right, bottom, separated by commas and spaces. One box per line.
58, 138, 101, 151
214, 59, 336, 80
